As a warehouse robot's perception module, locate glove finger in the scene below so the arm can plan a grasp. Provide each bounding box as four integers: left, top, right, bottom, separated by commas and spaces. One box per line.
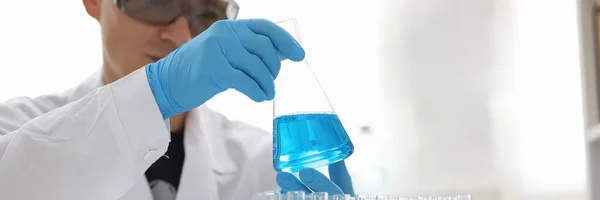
229, 21, 281, 79
230, 54, 276, 100
227, 70, 268, 102
217, 28, 276, 100
329, 160, 355, 196
298, 168, 344, 195
276, 172, 312, 194
240, 19, 305, 62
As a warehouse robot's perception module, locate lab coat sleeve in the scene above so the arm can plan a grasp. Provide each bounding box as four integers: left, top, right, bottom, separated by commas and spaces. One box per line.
0, 68, 170, 200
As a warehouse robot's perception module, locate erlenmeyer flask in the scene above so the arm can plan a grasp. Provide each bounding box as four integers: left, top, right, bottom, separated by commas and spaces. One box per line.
273, 18, 354, 173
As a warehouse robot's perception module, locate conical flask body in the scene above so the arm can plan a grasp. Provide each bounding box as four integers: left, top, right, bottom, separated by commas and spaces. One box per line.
273, 19, 354, 173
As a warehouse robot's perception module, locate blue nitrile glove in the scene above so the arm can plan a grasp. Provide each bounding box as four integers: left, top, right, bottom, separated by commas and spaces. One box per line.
145, 19, 305, 119
276, 161, 355, 196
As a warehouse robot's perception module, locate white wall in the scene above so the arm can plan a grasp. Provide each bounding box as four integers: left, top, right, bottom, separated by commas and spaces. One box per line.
0, 0, 588, 199
378, 0, 586, 199
0, 1, 101, 101
379, 0, 503, 196
509, 0, 586, 196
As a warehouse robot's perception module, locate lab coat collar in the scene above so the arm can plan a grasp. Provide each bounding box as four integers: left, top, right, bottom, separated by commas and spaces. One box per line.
176, 107, 219, 199
165, 95, 239, 200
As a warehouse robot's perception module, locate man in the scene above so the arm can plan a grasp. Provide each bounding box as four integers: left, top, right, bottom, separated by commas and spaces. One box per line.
0, 0, 354, 199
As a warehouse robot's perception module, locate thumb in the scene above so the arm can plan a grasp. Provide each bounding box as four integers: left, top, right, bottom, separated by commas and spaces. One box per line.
299, 168, 344, 195
241, 18, 305, 62
329, 161, 355, 196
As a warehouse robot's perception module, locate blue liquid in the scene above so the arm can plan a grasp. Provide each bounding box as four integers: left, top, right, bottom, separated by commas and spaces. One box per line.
273, 113, 354, 172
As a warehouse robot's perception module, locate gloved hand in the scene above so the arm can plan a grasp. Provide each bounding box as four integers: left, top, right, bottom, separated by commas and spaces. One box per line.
276, 161, 355, 196
145, 19, 305, 119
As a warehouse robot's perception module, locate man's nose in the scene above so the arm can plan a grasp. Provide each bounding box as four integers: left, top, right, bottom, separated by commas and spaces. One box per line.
158, 16, 193, 46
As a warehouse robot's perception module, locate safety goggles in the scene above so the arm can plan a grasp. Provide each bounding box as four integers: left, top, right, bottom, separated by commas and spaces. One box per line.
113, 0, 239, 36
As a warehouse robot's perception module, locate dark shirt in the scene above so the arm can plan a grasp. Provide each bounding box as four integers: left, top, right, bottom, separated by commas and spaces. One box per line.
145, 130, 185, 200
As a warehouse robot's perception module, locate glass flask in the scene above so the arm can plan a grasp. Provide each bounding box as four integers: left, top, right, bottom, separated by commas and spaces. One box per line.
272, 18, 354, 173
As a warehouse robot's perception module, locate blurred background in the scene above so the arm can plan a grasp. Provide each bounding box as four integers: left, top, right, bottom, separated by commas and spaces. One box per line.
0, 0, 590, 199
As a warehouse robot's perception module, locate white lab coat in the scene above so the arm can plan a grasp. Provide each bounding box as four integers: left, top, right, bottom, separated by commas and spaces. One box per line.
0, 68, 278, 200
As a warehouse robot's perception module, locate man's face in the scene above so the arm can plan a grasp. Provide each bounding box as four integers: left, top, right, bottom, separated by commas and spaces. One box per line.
84, 0, 193, 83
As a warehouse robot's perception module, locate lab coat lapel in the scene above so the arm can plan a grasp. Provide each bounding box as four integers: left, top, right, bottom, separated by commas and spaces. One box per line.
176, 107, 219, 200
117, 177, 154, 200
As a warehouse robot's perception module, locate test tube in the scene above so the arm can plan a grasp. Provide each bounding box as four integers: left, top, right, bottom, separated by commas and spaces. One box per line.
333, 194, 352, 200
456, 195, 471, 200
287, 191, 306, 200
263, 190, 282, 200
310, 192, 328, 200
376, 195, 391, 200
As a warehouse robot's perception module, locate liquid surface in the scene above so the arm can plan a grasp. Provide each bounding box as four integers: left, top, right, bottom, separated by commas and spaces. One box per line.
273, 113, 354, 172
